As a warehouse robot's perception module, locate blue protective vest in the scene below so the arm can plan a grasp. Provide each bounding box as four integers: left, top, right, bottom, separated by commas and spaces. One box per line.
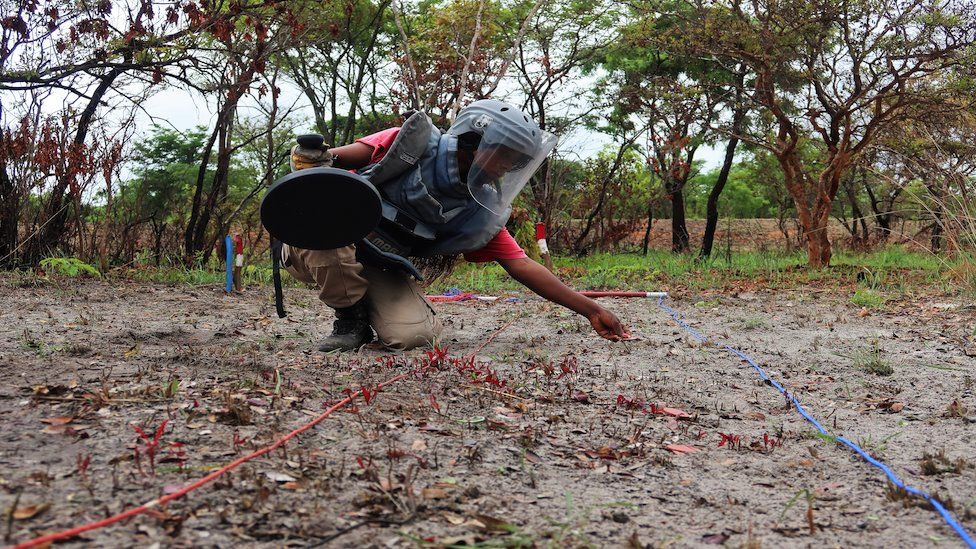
362, 120, 510, 257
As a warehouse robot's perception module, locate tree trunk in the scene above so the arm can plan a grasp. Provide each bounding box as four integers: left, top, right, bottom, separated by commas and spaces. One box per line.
929, 183, 945, 252
184, 85, 246, 262
670, 187, 690, 253
700, 131, 741, 259
642, 200, 653, 256
573, 138, 634, 253
195, 115, 236, 264
0, 163, 18, 265
701, 70, 746, 260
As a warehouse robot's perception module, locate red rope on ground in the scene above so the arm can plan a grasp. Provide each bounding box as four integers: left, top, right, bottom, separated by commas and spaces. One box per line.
12, 371, 412, 549
13, 317, 520, 547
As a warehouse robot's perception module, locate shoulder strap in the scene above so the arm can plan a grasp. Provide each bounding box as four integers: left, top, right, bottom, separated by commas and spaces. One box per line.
360, 111, 434, 187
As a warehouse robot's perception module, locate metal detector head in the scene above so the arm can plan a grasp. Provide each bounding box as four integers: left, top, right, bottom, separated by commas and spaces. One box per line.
261, 167, 382, 250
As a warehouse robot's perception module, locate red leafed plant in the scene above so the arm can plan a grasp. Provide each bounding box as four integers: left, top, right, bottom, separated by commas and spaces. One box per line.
132, 420, 168, 475
717, 432, 742, 450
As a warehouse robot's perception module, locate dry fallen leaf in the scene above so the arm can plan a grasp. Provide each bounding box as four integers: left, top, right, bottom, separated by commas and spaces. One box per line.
443, 513, 465, 525
474, 514, 513, 532
666, 444, 699, 455
572, 391, 591, 404
264, 472, 296, 483
40, 416, 74, 425
411, 439, 428, 452
858, 307, 870, 317
702, 532, 730, 544
422, 487, 448, 499
662, 407, 691, 418
13, 503, 50, 520
40, 424, 89, 435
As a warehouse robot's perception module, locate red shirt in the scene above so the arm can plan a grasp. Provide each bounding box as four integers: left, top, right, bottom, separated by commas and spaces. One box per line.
356, 128, 527, 263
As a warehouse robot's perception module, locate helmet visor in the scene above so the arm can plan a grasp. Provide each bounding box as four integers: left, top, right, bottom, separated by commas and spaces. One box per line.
466, 131, 557, 215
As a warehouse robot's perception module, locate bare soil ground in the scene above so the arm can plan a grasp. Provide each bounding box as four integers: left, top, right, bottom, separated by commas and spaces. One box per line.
1, 276, 974, 548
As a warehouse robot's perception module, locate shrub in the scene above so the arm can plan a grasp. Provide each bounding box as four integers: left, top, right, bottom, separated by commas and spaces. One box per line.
39, 257, 101, 278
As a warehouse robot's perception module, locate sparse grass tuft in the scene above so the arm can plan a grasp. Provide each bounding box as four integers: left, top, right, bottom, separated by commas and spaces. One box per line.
849, 340, 893, 376
851, 289, 887, 308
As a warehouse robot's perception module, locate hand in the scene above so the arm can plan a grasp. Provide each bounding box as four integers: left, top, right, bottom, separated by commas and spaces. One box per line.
290, 144, 333, 172
587, 307, 629, 342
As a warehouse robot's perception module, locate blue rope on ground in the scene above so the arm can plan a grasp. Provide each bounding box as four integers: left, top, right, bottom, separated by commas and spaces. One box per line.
655, 296, 976, 548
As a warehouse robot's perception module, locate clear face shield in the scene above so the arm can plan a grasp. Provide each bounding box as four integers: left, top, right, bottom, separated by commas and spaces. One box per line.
465, 130, 557, 216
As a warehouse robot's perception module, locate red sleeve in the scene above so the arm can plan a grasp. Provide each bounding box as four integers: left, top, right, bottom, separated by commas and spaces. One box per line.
463, 228, 528, 263
356, 128, 400, 164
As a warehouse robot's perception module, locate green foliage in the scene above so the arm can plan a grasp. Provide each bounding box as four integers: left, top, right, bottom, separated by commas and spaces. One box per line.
849, 340, 894, 376
560, 147, 651, 251
427, 247, 959, 295
683, 165, 774, 218
39, 257, 101, 278
851, 289, 887, 308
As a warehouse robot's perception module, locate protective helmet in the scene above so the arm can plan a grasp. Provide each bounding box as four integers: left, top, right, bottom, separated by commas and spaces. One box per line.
447, 99, 557, 215
448, 99, 542, 158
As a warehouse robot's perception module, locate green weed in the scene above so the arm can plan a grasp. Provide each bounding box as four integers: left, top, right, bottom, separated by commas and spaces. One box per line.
740, 316, 769, 330
40, 257, 101, 278
844, 340, 893, 376
851, 289, 887, 308
34, 245, 967, 295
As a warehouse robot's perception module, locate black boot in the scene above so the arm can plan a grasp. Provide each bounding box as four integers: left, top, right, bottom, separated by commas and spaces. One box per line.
318, 298, 374, 352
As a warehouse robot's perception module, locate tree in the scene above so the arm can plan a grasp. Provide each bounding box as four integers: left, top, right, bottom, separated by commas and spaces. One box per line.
0, 0, 302, 265
389, 0, 510, 120
507, 0, 616, 233
603, 2, 737, 253
678, 0, 976, 266
281, 0, 393, 145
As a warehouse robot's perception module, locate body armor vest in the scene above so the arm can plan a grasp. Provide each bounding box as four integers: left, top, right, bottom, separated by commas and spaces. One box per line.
358, 112, 511, 257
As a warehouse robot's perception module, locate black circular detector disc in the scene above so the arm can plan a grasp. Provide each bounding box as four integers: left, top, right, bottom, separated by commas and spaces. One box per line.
261, 167, 382, 250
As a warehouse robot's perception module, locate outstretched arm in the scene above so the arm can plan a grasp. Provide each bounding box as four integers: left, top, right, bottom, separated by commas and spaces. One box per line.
328, 142, 374, 170
497, 257, 628, 341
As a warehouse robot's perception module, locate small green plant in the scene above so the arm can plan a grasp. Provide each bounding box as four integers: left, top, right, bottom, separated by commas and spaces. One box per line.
40, 257, 101, 278
851, 288, 886, 308
740, 316, 769, 330
857, 267, 885, 290
857, 430, 902, 456
843, 340, 893, 376
780, 488, 816, 535
161, 378, 180, 399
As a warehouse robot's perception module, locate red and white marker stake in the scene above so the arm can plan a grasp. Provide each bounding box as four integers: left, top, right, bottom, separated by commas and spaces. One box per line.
535, 222, 549, 255
536, 222, 555, 271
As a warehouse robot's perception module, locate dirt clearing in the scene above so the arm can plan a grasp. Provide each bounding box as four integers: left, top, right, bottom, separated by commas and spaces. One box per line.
1, 277, 974, 547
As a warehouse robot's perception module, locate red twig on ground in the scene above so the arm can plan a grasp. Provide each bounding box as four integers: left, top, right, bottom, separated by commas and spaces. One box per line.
11, 371, 411, 549
13, 319, 520, 548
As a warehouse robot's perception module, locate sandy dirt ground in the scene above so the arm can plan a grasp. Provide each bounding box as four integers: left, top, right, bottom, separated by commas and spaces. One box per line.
1, 276, 974, 548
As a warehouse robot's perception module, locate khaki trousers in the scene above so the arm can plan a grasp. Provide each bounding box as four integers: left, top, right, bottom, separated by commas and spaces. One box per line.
281, 244, 442, 350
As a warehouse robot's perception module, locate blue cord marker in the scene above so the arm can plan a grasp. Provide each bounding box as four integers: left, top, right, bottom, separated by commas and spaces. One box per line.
656, 296, 975, 548
225, 235, 233, 294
